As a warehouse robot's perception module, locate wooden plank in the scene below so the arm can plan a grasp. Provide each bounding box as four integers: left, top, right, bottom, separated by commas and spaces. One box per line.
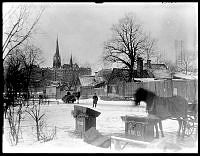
186, 80, 197, 103
111, 136, 151, 145
155, 80, 165, 97
121, 115, 160, 122
164, 79, 173, 97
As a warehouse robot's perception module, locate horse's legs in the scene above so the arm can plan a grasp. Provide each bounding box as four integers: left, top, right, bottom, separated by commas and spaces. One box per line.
154, 123, 159, 138
177, 119, 182, 137
158, 121, 164, 137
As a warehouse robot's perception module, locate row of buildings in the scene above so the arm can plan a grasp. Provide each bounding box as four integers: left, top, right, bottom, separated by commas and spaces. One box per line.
30, 37, 197, 101
79, 58, 197, 104
29, 37, 92, 95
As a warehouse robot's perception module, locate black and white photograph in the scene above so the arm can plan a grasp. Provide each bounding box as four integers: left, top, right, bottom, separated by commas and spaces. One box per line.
2, 2, 198, 153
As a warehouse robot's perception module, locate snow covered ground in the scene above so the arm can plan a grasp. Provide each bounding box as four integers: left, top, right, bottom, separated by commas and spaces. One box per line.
3, 98, 198, 153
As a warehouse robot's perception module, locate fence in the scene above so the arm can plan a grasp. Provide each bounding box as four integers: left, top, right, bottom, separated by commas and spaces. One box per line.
68, 79, 198, 104
80, 86, 107, 98
3, 124, 69, 145
116, 79, 198, 104
22, 99, 60, 106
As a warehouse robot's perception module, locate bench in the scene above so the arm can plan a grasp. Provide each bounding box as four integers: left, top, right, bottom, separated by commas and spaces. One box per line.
110, 135, 150, 151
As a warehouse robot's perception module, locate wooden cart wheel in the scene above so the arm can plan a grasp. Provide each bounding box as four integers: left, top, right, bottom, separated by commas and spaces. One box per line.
183, 116, 195, 137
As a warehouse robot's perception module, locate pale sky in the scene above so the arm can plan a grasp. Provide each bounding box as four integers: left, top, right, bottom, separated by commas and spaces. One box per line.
3, 2, 198, 73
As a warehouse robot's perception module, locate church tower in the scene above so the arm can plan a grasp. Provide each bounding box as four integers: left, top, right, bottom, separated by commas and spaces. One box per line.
53, 36, 61, 68
70, 54, 73, 68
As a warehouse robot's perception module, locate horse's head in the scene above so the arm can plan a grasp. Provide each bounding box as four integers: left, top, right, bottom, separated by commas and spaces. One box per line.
134, 88, 148, 106
134, 88, 156, 112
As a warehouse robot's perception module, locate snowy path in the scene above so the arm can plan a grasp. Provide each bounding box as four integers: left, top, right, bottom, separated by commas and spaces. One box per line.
3, 98, 198, 153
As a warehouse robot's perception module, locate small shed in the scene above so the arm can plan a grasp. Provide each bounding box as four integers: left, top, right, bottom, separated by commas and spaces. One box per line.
45, 85, 61, 99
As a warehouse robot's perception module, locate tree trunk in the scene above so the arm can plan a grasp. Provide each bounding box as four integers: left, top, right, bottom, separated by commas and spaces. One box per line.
128, 67, 134, 82
36, 119, 40, 141
2, 58, 5, 133
128, 72, 132, 82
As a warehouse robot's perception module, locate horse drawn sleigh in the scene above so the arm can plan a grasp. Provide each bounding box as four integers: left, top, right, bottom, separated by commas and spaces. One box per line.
134, 88, 198, 138
111, 88, 197, 151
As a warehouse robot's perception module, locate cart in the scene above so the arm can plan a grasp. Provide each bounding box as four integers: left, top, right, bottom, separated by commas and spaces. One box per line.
182, 103, 198, 137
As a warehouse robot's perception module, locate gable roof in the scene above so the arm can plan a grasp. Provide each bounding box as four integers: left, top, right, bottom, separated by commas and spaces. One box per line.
110, 68, 130, 82
139, 70, 154, 78
97, 69, 113, 76
112, 68, 155, 78
108, 68, 155, 83
152, 69, 172, 79
173, 72, 197, 80
144, 63, 168, 70
79, 75, 105, 87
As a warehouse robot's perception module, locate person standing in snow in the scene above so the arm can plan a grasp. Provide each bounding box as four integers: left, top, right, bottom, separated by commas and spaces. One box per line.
76, 91, 80, 104
92, 93, 98, 108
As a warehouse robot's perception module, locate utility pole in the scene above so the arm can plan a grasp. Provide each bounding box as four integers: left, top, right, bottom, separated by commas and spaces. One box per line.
175, 40, 178, 66
180, 40, 183, 65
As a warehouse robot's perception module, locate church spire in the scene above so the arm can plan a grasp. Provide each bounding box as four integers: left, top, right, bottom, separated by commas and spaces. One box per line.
53, 35, 61, 68
56, 35, 59, 55
70, 54, 73, 67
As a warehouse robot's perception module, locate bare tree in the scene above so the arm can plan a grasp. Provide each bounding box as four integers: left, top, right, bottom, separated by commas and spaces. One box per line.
2, 4, 44, 92
6, 98, 25, 145
160, 51, 197, 75
2, 5, 45, 131
4, 44, 42, 99
4, 44, 42, 145
3, 4, 45, 60
40, 68, 53, 87
143, 33, 157, 61
103, 13, 156, 82
25, 101, 56, 142
21, 44, 43, 98
62, 71, 80, 91
4, 48, 25, 96
177, 52, 197, 74
25, 100, 45, 141
4, 48, 26, 146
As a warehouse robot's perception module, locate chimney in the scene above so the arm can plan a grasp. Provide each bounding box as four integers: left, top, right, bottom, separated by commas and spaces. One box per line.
137, 57, 143, 78
147, 59, 151, 70
94, 72, 98, 80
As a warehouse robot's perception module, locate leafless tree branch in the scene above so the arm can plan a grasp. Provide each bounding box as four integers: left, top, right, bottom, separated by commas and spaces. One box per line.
3, 5, 45, 60
103, 13, 157, 81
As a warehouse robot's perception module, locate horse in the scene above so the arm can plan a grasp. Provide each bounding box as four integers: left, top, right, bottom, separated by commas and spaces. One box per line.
134, 88, 188, 138
73, 91, 80, 104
